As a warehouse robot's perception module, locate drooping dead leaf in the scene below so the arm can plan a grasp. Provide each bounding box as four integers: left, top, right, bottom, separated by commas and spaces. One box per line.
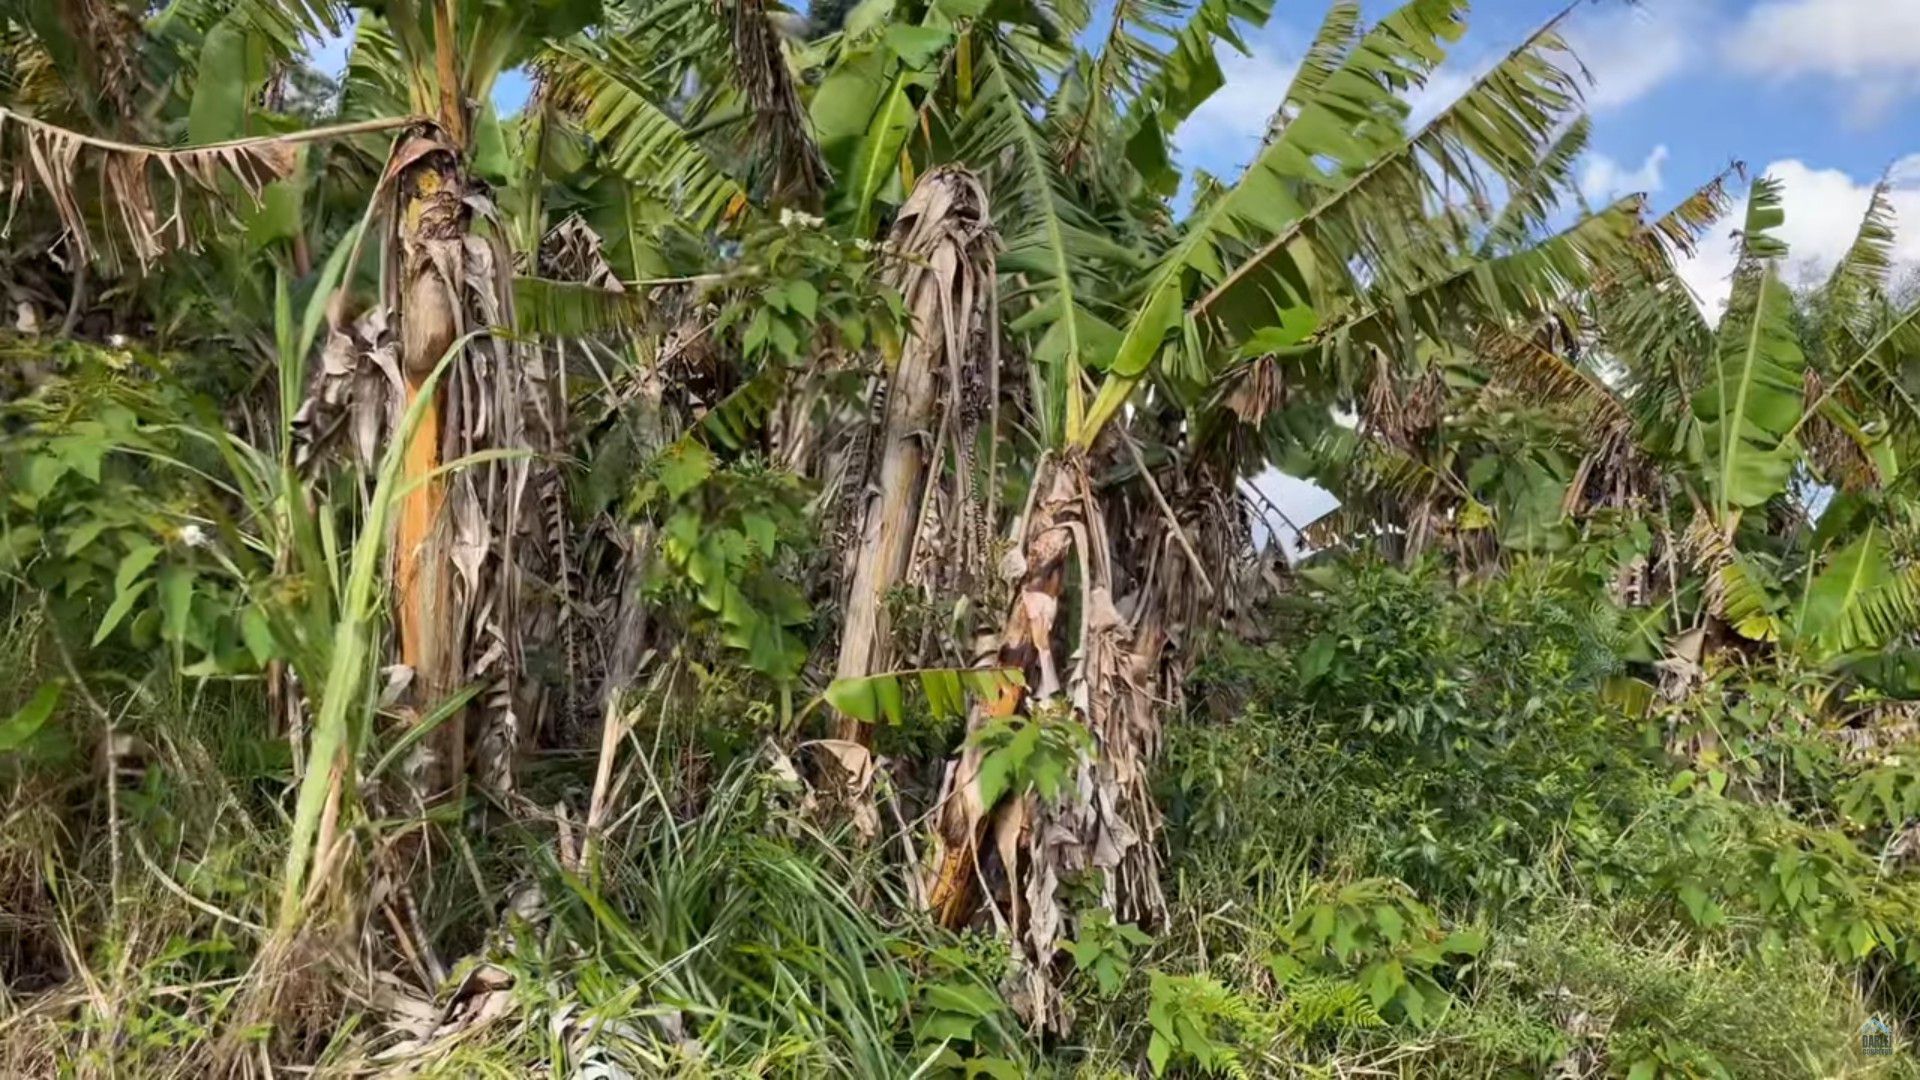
834, 166, 1000, 744
0, 109, 413, 268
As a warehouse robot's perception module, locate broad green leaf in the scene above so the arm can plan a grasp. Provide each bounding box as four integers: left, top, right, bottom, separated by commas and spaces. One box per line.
549, 45, 745, 229
957, 41, 1137, 440
0, 681, 63, 752
1373, 904, 1404, 940
884, 24, 951, 67
657, 442, 715, 500
784, 280, 819, 321
923, 669, 963, 716
819, 667, 1022, 725
245, 179, 304, 247
1084, 0, 1479, 441
115, 541, 161, 594
513, 277, 647, 339
62, 519, 112, 558
159, 564, 194, 646
93, 579, 154, 646
923, 980, 998, 1017
976, 747, 1016, 813
1794, 525, 1920, 657
1696, 180, 1806, 514
824, 676, 883, 723
1720, 552, 1785, 643
188, 18, 259, 143
241, 607, 277, 666
874, 671, 905, 724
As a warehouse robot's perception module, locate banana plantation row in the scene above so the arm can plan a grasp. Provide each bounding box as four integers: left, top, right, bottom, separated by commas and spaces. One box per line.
2, 0, 1919, 1070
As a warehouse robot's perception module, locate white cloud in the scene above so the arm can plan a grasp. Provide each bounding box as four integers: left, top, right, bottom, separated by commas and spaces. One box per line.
1410, 0, 1698, 128
1676, 160, 1920, 319
1177, 0, 1696, 168
1581, 144, 1669, 204
1564, 0, 1696, 111
1406, 55, 1493, 130
1727, 0, 1920, 123
1176, 43, 1300, 168
1891, 154, 1920, 189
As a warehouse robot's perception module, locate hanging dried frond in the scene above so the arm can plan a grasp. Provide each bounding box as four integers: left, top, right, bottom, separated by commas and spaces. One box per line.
293, 303, 405, 470
834, 167, 999, 741
1360, 352, 1446, 452
0, 109, 412, 268
443, 220, 572, 793
1479, 325, 1625, 424
1800, 367, 1882, 492
536, 213, 624, 288
923, 453, 1084, 959
294, 128, 569, 797
919, 447, 1195, 1029
729, 0, 828, 207
1680, 506, 1782, 644
1562, 418, 1653, 517
1219, 352, 1286, 426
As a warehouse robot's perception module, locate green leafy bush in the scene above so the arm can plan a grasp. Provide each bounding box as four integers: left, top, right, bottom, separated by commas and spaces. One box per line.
1268, 877, 1484, 1028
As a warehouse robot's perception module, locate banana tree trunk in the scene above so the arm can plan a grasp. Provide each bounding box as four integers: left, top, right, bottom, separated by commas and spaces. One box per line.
922, 447, 1240, 1026
834, 341, 940, 740
386, 0, 473, 794
924, 454, 1081, 925
833, 167, 994, 745
393, 145, 467, 795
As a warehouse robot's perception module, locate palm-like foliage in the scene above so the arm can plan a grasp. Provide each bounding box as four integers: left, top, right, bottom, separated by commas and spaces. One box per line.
9, 0, 1918, 1055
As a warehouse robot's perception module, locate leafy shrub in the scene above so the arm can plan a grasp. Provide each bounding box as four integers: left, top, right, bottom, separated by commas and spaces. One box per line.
1492, 911, 1869, 1079
1268, 877, 1485, 1029
1144, 972, 1275, 1078
1168, 557, 1662, 908
1157, 554, 1920, 1076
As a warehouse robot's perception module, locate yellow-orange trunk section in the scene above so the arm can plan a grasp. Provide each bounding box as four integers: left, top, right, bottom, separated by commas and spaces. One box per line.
396, 379, 442, 692
926, 677, 1028, 927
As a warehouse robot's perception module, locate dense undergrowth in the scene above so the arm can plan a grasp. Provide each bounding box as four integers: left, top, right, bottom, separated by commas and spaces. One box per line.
4, 556, 1917, 1077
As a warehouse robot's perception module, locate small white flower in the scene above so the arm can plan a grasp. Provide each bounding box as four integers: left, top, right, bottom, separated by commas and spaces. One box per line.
108, 333, 128, 349
778, 207, 824, 230
178, 523, 208, 548
853, 238, 874, 252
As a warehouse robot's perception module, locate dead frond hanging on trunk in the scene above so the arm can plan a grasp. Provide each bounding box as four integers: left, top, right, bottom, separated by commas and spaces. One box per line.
1561, 417, 1653, 518
1800, 367, 1882, 492
295, 126, 568, 799
538, 212, 626, 290
730, 0, 829, 207
0, 110, 413, 268
834, 166, 998, 742
921, 452, 1150, 1031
